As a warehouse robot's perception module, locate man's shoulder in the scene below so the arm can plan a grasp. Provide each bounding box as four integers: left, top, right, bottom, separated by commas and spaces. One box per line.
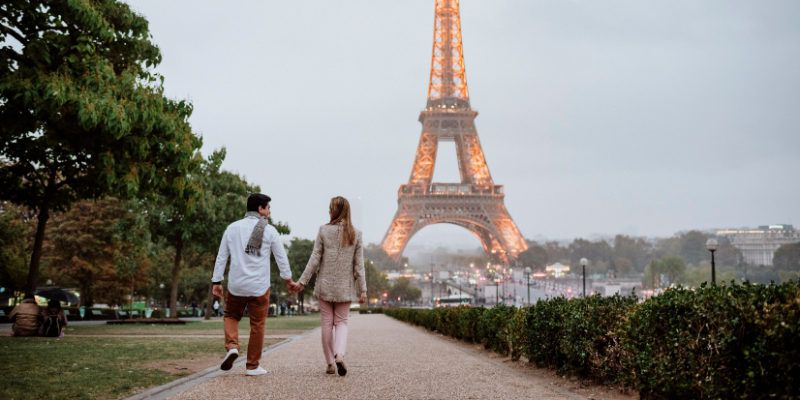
228, 217, 254, 229
264, 223, 281, 236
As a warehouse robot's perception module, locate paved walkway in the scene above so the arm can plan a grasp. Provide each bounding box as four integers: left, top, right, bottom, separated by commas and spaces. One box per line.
170, 314, 613, 400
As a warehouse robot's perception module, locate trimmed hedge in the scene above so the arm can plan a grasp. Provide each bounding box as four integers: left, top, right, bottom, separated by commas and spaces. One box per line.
385, 281, 800, 399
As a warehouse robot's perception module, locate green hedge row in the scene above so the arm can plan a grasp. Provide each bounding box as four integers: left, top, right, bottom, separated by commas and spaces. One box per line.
385, 281, 800, 399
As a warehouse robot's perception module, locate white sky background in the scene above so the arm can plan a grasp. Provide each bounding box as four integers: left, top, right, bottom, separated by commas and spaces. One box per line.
126, 0, 800, 247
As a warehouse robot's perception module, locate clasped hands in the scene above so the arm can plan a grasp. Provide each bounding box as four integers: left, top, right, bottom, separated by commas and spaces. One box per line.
285, 279, 304, 294
283, 279, 367, 303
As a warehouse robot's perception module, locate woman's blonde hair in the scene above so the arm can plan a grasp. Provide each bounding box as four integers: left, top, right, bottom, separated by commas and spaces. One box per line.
329, 196, 356, 247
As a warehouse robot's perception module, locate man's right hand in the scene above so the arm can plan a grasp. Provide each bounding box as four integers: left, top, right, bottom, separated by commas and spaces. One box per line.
211, 284, 223, 298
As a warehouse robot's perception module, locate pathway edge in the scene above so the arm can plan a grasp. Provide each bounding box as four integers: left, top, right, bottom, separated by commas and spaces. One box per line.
125, 327, 320, 400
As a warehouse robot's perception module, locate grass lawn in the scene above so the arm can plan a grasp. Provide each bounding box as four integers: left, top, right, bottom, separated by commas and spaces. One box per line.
0, 315, 320, 400
69, 314, 320, 335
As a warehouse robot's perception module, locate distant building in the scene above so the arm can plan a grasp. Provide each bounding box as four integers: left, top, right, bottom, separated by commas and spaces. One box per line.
590, 279, 642, 297
545, 262, 570, 278
716, 224, 800, 266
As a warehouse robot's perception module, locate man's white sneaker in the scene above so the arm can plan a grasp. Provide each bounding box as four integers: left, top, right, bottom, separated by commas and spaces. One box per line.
246, 366, 269, 376
220, 348, 238, 371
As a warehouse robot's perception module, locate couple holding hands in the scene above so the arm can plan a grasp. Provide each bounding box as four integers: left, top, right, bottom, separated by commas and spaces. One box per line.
211, 194, 367, 377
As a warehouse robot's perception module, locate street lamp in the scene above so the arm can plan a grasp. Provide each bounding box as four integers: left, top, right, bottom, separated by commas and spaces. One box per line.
580, 258, 588, 297
706, 238, 718, 286
524, 267, 531, 305
509, 268, 515, 305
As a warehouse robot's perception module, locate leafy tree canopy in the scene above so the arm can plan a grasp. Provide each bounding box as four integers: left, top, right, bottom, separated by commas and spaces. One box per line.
0, 0, 202, 295
773, 242, 800, 272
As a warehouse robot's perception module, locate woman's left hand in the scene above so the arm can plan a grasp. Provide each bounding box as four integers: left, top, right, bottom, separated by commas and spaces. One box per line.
359, 293, 367, 304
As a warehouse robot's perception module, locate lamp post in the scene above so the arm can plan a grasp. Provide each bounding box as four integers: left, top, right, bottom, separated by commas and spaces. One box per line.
430, 262, 435, 306
509, 268, 515, 305
580, 258, 588, 297
706, 238, 718, 286
159, 283, 165, 311
524, 267, 531, 305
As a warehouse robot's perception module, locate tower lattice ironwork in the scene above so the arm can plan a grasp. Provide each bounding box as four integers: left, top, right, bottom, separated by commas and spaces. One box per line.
381, 0, 528, 264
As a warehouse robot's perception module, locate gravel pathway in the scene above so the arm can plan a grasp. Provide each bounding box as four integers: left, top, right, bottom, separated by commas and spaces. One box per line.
171, 314, 600, 400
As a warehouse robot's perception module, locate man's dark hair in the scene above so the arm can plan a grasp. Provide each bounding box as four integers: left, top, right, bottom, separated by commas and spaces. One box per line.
247, 193, 271, 212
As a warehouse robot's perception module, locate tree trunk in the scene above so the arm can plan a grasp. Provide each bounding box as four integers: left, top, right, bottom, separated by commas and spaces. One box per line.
299, 291, 305, 314
80, 273, 94, 307
169, 235, 183, 318
25, 177, 54, 298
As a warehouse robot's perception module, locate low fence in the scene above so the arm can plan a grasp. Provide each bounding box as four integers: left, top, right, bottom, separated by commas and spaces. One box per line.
385, 281, 799, 399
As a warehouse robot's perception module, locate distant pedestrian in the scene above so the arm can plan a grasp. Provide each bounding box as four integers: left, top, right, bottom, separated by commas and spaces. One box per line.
213, 299, 220, 317
41, 299, 67, 337
292, 196, 367, 376
9, 296, 42, 337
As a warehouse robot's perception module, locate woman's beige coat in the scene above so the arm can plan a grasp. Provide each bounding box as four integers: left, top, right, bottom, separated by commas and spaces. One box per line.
298, 223, 367, 303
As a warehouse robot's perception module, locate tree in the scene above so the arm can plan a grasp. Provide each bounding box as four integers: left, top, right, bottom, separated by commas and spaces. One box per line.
365, 259, 389, 302
678, 231, 709, 266
773, 242, 800, 272
363, 244, 406, 270
544, 241, 569, 265
0, 1, 202, 296
0, 202, 34, 298
612, 235, 653, 273
148, 150, 290, 318
518, 241, 548, 271
645, 256, 686, 288
658, 256, 686, 285
389, 277, 421, 304
612, 257, 633, 276
44, 198, 151, 306
287, 238, 314, 313
568, 238, 612, 273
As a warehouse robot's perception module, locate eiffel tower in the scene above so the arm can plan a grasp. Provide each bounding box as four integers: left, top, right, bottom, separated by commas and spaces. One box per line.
381, 0, 528, 264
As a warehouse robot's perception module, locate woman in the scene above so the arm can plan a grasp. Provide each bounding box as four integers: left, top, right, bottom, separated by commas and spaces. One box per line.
294, 196, 367, 376
41, 299, 68, 337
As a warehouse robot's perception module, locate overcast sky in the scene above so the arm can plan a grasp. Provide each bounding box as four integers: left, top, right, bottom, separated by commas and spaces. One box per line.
126, 0, 799, 248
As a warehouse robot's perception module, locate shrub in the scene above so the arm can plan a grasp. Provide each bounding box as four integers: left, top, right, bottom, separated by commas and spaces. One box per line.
477, 304, 516, 355
624, 282, 800, 399
559, 295, 636, 382
384, 281, 800, 399
524, 296, 568, 368
507, 307, 527, 361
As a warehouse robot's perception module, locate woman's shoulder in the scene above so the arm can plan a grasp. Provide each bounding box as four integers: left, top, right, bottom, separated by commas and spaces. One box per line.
318, 224, 339, 237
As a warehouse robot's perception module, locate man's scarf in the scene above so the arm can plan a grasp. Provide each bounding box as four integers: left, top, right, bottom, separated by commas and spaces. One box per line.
244, 211, 267, 256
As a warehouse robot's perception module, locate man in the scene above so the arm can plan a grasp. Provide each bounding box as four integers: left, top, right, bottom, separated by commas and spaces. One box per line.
9, 296, 43, 337
211, 193, 295, 376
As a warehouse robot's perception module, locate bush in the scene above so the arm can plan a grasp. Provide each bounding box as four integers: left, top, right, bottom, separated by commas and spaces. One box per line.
477, 304, 516, 355
385, 281, 800, 399
624, 282, 800, 399
524, 296, 569, 368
